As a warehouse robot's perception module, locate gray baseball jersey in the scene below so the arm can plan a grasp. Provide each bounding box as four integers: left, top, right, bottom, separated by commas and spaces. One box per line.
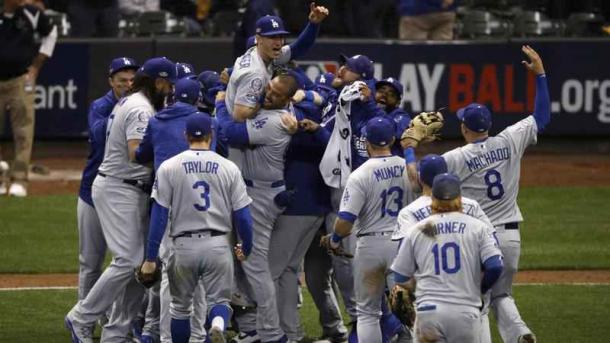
241, 109, 292, 182
98, 91, 154, 181
152, 149, 251, 236
442, 116, 538, 225
391, 195, 494, 240
339, 155, 415, 235
391, 212, 501, 308
225, 46, 291, 115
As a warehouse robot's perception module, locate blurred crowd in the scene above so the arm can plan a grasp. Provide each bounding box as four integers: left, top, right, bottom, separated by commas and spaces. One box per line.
10, 0, 610, 39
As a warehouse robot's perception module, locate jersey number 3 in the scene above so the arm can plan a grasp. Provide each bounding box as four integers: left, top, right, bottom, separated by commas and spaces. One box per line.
484, 169, 504, 201
380, 187, 403, 218
193, 181, 211, 211
432, 242, 461, 275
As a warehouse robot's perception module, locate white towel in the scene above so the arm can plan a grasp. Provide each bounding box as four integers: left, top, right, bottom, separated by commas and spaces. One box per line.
319, 81, 366, 189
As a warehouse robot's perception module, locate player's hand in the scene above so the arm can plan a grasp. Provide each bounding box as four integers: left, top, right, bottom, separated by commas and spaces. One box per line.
299, 118, 320, 132
281, 113, 299, 135
521, 45, 545, 75
140, 260, 157, 276
292, 89, 306, 103
220, 68, 230, 84
359, 84, 372, 101
215, 91, 226, 102
234, 243, 246, 261
308, 2, 329, 24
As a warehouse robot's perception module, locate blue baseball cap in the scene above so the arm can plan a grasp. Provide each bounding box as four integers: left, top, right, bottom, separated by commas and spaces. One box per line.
186, 113, 213, 138
255, 15, 290, 37
457, 103, 492, 133
176, 62, 196, 79
246, 35, 257, 49
365, 116, 395, 146
339, 54, 374, 80
198, 70, 223, 105
108, 57, 139, 76
175, 78, 202, 105
138, 57, 177, 83
432, 173, 461, 200
418, 154, 448, 187
375, 77, 403, 99
315, 72, 336, 92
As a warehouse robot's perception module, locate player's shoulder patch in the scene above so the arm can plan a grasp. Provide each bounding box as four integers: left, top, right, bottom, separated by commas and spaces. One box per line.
239, 53, 252, 69
251, 116, 268, 130
250, 78, 263, 92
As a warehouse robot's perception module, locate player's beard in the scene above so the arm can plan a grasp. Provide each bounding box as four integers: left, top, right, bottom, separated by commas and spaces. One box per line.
151, 89, 168, 111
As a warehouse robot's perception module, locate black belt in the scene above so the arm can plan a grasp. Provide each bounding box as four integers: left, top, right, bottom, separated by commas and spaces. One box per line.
357, 231, 394, 238
98, 172, 151, 193
173, 229, 226, 239
243, 179, 285, 188
504, 222, 519, 230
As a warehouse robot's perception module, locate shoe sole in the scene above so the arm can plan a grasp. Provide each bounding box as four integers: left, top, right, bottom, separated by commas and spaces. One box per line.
64, 316, 83, 343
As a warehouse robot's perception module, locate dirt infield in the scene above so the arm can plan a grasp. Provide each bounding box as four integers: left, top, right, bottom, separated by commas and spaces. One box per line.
2, 270, 610, 289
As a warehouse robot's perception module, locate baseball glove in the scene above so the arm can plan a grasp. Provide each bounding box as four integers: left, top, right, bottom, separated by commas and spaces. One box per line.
389, 285, 416, 329
135, 259, 162, 288
400, 111, 444, 147
320, 234, 354, 258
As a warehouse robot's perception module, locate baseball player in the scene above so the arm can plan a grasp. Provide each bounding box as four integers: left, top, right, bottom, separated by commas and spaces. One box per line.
322, 116, 415, 343
177, 62, 196, 79
135, 77, 212, 343
225, 3, 329, 122
215, 73, 299, 343
65, 57, 176, 343
139, 114, 254, 343
391, 173, 504, 343
439, 45, 549, 343
77, 57, 138, 306
374, 77, 411, 156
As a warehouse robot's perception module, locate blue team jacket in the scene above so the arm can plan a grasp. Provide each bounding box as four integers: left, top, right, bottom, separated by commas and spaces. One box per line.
383, 107, 412, 156
283, 99, 331, 216
136, 102, 217, 171
79, 90, 118, 206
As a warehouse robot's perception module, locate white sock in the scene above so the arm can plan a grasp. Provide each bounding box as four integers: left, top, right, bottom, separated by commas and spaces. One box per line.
211, 316, 224, 331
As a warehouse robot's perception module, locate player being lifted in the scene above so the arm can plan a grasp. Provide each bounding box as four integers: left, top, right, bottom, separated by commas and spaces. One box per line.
391, 173, 504, 343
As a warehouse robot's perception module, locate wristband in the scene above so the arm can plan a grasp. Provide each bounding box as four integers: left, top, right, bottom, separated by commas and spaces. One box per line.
330, 232, 343, 249
404, 147, 416, 164
304, 90, 314, 102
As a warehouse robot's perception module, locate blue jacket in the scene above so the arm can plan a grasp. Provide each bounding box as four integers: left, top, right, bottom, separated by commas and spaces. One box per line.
136, 102, 218, 171
398, 0, 458, 16
283, 99, 331, 216
383, 107, 412, 156
79, 90, 118, 206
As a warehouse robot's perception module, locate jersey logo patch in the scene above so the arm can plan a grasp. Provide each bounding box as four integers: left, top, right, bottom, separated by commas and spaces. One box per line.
250, 78, 263, 92
342, 189, 350, 203
253, 117, 268, 129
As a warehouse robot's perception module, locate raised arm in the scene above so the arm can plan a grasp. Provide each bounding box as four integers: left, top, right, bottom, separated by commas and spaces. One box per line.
521, 45, 550, 131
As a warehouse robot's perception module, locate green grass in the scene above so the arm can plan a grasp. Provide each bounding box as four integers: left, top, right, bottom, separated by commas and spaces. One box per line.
0, 285, 608, 342
519, 187, 610, 269
0, 187, 609, 273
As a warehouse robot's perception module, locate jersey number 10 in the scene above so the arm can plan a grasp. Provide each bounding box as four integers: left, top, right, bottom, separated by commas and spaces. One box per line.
432, 242, 461, 275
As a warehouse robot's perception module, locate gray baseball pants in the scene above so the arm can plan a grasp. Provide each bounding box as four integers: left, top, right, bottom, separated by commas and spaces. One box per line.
76, 197, 107, 300
415, 302, 481, 342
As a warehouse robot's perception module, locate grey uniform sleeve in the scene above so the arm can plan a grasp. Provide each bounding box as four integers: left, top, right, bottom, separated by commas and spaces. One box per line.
479, 224, 502, 262
274, 45, 292, 65
125, 106, 153, 140
498, 116, 538, 157
151, 163, 172, 209
246, 112, 288, 145
391, 232, 417, 278
230, 166, 253, 210
339, 176, 366, 217
442, 148, 463, 177
234, 70, 266, 108
393, 209, 420, 240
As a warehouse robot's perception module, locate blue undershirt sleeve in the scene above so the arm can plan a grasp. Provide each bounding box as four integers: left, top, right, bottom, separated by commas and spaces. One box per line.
533, 74, 550, 132
289, 22, 320, 59
135, 124, 154, 164
338, 211, 357, 223
146, 201, 169, 261
233, 206, 253, 256
393, 271, 410, 284
481, 255, 503, 293
215, 100, 250, 146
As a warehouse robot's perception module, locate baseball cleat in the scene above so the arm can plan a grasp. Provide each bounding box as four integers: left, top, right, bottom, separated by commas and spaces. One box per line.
209, 326, 226, 343
518, 333, 537, 343
8, 182, 27, 197
230, 330, 260, 343
65, 315, 93, 343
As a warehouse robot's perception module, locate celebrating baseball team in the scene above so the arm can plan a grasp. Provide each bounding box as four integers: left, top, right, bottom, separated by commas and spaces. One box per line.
64, 2, 551, 343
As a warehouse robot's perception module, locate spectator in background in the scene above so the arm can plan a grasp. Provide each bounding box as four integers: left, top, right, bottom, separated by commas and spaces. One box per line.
233, 0, 274, 58
68, 0, 119, 37
0, 0, 57, 196
119, 0, 160, 17
398, 0, 457, 40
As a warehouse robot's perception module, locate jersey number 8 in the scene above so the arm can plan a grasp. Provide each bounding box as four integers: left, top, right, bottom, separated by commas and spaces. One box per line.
484, 169, 504, 201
